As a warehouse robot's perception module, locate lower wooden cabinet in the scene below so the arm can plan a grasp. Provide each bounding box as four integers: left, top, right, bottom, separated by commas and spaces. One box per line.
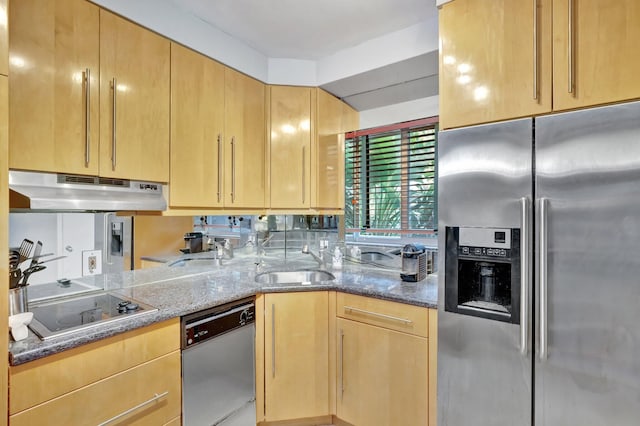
9, 319, 181, 425
262, 291, 329, 422
9, 351, 181, 425
257, 291, 436, 426
336, 318, 428, 426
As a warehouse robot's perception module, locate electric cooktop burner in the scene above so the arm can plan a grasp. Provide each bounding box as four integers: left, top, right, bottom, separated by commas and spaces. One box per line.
28, 293, 157, 340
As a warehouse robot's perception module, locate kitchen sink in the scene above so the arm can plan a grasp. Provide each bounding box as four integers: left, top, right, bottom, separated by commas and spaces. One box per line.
360, 251, 397, 262
255, 269, 335, 285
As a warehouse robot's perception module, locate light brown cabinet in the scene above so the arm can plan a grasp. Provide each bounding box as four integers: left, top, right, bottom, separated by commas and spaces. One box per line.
169, 43, 225, 208
268, 85, 314, 209
262, 291, 329, 422
336, 318, 427, 426
8, 1, 170, 182
269, 86, 358, 212
8, 0, 101, 175
335, 293, 434, 426
551, 0, 640, 111
440, 0, 640, 129
99, 10, 170, 182
439, 0, 552, 129
9, 319, 181, 424
0, 75, 8, 420
223, 67, 266, 209
0, 0, 7, 76
314, 89, 359, 211
170, 44, 265, 209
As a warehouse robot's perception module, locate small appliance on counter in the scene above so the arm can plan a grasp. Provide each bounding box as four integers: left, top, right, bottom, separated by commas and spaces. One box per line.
400, 244, 427, 282
182, 232, 203, 254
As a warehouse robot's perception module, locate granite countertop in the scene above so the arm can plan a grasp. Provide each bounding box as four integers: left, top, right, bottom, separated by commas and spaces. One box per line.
9, 251, 438, 366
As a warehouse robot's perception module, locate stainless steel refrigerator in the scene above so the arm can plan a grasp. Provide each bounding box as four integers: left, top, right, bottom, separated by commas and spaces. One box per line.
437, 100, 640, 425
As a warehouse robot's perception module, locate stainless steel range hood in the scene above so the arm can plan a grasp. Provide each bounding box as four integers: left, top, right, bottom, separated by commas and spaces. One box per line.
9, 171, 167, 211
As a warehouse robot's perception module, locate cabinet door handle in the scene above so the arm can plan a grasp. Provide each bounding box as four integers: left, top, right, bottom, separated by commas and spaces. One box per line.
97, 391, 168, 426
231, 136, 236, 203
339, 329, 345, 400
301, 146, 306, 203
568, 0, 575, 94
271, 303, 276, 378
343, 306, 413, 324
532, 0, 538, 100
84, 68, 91, 166
111, 77, 117, 170
217, 134, 222, 203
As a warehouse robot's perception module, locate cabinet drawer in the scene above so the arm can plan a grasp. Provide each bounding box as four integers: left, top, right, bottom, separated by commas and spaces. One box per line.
336, 293, 428, 337
10, 351, 181, 425
9, 318, 180, 414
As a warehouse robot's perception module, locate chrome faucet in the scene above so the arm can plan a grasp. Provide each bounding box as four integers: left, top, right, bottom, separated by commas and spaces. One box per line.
302, 245, 325, 267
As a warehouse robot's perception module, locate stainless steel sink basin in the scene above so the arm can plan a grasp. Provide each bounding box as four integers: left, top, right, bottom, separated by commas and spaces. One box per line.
360, 251, 396, 262
255, 269, 335, 285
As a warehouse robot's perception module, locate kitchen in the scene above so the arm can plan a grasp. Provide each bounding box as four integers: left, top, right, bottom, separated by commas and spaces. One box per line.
2, 0, 438, 425
3, 0, 640, 426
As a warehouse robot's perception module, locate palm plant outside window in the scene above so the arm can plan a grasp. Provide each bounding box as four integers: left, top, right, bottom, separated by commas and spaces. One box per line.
345, 117, 438, 239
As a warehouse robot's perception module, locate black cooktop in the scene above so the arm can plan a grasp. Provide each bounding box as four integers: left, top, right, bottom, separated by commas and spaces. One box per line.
28, 293, 157, 340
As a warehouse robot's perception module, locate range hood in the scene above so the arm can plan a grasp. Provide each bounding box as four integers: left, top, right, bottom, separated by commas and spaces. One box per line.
9, 171, 167, 211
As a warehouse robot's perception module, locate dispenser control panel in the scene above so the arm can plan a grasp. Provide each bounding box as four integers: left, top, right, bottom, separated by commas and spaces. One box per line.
459, 246, 509, 258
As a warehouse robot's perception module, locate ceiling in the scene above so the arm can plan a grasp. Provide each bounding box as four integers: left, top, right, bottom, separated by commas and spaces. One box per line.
169, 0, 439, 110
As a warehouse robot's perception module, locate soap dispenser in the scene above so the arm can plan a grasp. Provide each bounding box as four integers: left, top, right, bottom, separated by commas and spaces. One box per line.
332, 246, 343, 269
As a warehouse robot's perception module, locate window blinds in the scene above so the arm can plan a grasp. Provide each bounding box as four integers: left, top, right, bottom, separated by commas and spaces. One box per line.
345, 118, 438, 235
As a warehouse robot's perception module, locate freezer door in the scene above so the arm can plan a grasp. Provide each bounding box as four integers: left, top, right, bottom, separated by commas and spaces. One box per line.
438, 118, 533, 426
535, 101, 640, 425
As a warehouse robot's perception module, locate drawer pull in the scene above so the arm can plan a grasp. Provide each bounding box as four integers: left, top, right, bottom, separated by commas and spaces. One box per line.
343, 306, 413, 324
97, 391, 168, 426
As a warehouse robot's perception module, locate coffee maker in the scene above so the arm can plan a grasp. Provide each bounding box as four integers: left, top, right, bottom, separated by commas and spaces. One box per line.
183, 232, 203, 254
444, 226, 521, 324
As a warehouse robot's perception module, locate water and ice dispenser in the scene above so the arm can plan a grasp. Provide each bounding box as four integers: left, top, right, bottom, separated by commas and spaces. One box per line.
444, 226, 521, 323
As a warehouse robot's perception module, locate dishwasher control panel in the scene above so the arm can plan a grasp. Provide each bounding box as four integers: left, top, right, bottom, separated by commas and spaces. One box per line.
181, 298, 255, 349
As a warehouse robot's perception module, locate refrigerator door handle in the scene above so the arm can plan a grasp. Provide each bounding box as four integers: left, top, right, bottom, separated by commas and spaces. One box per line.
520, 197, 530, 355
539, 197, 549, 360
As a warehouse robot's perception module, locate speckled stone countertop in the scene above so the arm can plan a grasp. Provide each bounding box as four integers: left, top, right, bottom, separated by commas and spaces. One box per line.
9, 251, 437, 366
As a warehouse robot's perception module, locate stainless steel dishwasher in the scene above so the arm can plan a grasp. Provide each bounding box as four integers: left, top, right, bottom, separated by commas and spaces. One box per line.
181, 298, 256, 426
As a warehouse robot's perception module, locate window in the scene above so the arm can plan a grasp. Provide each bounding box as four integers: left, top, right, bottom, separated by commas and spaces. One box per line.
345, 117, 438, 239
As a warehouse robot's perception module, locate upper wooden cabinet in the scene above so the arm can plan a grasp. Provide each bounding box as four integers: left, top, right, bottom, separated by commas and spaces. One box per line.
439, 0, 553, 129
169, 45, 265, 209
551, 0, 640, 111
224, 67, 266, 209
269, 86, 357, 211
0, 0, 7, 75
268, 85, 314, 209
314, 89, 354, 211
8, 0, 101, 174
99, 10, 170, 182
170, 43, 225, 208
440, 0, 640, 129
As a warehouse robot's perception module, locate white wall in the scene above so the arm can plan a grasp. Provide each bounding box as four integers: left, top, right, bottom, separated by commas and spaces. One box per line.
359, 95, 439, 130
90, 0, 269, 81
315, 19, 439, 86
9, 213, 95, 284
90, 0, 439, 130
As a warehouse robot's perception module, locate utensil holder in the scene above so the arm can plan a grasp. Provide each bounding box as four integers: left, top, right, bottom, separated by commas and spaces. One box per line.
9, 287, 28, 316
